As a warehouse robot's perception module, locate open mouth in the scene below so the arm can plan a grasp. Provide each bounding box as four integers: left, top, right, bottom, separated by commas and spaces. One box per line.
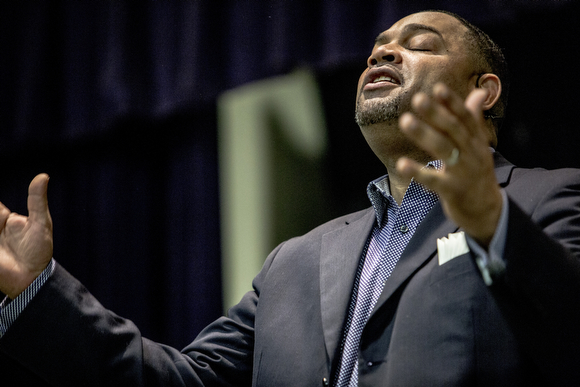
371, 75, 399, 85
363, 67, 403, 91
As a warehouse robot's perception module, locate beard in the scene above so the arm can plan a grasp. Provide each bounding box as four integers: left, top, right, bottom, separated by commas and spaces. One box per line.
355, 90, 411, 127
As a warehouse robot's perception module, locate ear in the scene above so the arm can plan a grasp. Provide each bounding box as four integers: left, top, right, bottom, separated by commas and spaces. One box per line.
476, 73, 502, 112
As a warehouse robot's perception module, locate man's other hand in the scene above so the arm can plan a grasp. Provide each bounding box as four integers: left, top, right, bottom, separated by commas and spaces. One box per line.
0, 174, 53, 299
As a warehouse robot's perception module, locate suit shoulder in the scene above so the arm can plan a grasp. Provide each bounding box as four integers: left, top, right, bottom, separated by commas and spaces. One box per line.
300, 207, 374, 237
505, 165, 580, 213
507, 165, 580, 194
275, 207, 374, 252
510, 165, 580, 182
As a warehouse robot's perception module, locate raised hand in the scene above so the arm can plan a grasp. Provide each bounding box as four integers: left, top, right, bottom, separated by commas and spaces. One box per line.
0, 174, 53, 299
397, 83, 503, 248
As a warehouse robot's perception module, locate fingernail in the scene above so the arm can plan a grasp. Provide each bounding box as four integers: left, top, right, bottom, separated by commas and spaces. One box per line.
435, 83, 449, 99
412, 93, 429, 111
400, 113, 416, 131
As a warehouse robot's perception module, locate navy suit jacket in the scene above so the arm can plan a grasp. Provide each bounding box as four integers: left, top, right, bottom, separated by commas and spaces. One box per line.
1, 153, 580, 386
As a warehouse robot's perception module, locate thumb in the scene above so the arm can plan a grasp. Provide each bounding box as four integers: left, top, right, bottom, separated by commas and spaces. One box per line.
27, 173, 52, 227
465, 88, 488, 122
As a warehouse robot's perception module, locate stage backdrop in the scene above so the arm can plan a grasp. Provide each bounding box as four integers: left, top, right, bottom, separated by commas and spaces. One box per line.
0, 1, 578, 350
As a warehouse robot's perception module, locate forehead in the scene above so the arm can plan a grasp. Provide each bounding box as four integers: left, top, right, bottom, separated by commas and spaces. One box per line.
376, 11, 469, 47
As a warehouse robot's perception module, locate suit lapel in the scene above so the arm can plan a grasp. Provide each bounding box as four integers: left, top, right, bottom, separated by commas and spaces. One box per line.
319, 152, 515, 360
319, 208, 376, 363
369, 203, 457, 318
368, 151, 515, 318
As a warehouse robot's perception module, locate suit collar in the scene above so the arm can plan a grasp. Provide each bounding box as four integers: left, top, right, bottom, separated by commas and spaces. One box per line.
319, 208, 376, 364
368, 202, 456, 321
318, 153, 516, 364
368, 151, 515, 321
493, 151, 515, 187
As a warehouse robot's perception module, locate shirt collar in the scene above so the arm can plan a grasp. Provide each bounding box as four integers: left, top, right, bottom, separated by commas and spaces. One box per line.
367, 160, 443, 227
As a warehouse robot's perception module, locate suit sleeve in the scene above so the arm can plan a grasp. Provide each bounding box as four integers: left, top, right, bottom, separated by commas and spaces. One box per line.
493, 169, 580, 384
0, 244, 279, 386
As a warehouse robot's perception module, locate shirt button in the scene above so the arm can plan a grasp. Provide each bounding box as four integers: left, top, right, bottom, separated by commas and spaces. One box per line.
399, 225, 409, 233
367, 361, 374, 367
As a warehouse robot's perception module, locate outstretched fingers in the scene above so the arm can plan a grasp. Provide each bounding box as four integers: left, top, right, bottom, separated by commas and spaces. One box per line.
396, 156, 449, 194
403, 84, 489, 164
397, 84, 503, 247
432, 83, 488, 140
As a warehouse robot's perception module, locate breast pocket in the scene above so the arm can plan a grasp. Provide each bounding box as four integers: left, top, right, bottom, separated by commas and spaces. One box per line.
429, 252, 478, 286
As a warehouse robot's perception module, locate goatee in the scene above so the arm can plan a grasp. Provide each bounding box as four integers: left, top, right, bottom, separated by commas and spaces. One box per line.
355, 91, 410, 126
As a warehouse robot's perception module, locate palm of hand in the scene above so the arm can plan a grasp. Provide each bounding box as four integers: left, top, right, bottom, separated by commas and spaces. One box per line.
0, 174, 53, 299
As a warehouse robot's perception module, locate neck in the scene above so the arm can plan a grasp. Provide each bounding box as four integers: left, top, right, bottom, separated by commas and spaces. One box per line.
384, 149, 435, 205
383, 147, 432, 205
360, 121, 433, 204
385, 162, 411, 205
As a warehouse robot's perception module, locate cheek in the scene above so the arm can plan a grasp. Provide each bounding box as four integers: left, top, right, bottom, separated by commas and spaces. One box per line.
406, 58, 461, 92
430, 59, 474, 95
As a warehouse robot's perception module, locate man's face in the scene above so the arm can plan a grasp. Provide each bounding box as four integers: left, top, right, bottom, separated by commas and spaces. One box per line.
355, 12, 478, 128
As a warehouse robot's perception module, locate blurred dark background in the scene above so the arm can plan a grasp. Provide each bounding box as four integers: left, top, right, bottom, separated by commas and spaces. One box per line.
1, 0, 579, 349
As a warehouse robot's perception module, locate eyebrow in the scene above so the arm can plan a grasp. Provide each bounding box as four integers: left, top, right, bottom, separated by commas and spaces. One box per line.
374, 23, 444, 45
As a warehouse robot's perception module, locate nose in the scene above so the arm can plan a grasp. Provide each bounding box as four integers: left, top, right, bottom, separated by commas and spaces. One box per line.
367, 44, 402, 67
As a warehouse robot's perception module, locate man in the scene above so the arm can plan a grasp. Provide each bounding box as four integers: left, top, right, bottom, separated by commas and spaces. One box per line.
1, 10, 579, 386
